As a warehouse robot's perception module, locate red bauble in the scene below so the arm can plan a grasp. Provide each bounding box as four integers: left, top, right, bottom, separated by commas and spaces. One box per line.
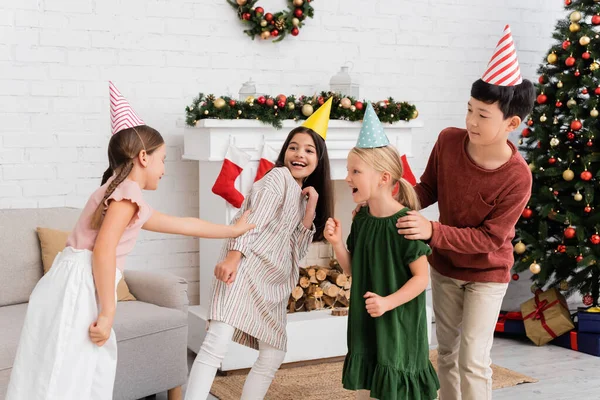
266, 98, 274, 107
512, 273, 520, 281
553, 190, 559, 196
537, 94, 547, 104
522, 208, 533, 219
537, 142, 542, 148
593, 15, 600, 25
257, 96, 266, 105
585, 205, 593, 213
591, 234, 600, 245
583, 294, 594, 306
265, 12, 273, 21
596, 87, 600, 95
575, 70, 581, 77
294, 8, 303, 17
583, 88, 589, 94
583, 52, 591, 60
565, 0, 572, 5
566, 56, 576, 67
556, 101, 563, 107
539, 75, 546, 84
355, 101, 364, 110
581, 171, 593, 181
242, 12, 251, 20
229, 99, 236, 106
571, 120, 582, 130
522, 128, 530, 137
567, 132, 576, 140
558, 244, 567, 253
549, 157, 557, 164
587, 139, 594, 147
291, 27, 299, 36
564, 227, 576, 239
277, 100, 285, 108
271, 29, 279, 37
576, 255, 584, 262
562, 40, 571, 50
318, 96, 324, 105
277, 94, 286, 103
527, 119, 534, 126
255, 7, 264, 14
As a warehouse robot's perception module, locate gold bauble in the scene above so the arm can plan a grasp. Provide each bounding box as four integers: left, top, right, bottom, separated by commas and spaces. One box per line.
302, 104, 314, 117
567, 98, 577, 108
591, 62, 600, 71
592, 108, 599, 118
563, 169, 575, 181
287, 102, 295, 110
514, 241, 527, 254
570, 11, 582, 22
213, 97, 226, 109
580, 35, 591, 46
557, 80, 563, 88
204, 110, 209, 115
550, 137, 560, 147
245, 96, 255, 103
529, 162, 536, 172
411, 109, 419, 119
260, 20, 268, 27
529, 262, 541, 274
547, 53, 558, 64
570, 22, 581, 32
540, 114, 547, 122
260, 31, 271, 40
341, 97, 352, 109
574, 192, 583, 201
236, 0, 247, 5
292, 18, 300, 27
350, 105, 356, 112
560, 280, 569, 291
293, 0, 304, 6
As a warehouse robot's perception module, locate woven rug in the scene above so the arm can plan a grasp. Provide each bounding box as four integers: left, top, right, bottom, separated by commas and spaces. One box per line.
210, 349, 537, 399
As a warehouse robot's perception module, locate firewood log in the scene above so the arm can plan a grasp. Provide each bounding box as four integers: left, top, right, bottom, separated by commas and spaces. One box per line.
320, 281, 340, 297
327, 270, 348, 287
291, 286, 304, 301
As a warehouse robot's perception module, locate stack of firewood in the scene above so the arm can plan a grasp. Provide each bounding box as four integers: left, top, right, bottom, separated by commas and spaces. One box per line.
288, 260, 351, 313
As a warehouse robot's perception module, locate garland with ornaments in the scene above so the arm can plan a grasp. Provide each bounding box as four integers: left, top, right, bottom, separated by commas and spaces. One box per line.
185, 92, 418, 129
227, 0, 314, 42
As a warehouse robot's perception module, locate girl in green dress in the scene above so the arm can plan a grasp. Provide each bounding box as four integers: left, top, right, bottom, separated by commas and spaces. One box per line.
324, 107, 439, 399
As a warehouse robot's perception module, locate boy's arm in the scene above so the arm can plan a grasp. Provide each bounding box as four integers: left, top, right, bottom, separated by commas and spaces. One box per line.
413, 138, 440, 209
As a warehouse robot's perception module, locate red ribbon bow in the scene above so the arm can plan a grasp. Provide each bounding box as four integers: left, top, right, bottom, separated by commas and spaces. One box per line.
523, 293, 559, 338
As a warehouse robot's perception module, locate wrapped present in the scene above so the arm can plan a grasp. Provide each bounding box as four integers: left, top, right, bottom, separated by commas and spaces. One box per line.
521, 288, 575, 346
495, 311, 526, 335
578, 306, 600, 334
552, 330, 578, 351
578, 332, 600, 356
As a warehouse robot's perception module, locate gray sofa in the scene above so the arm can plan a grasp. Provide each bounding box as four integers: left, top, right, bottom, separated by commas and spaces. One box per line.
0, 208, 189, 400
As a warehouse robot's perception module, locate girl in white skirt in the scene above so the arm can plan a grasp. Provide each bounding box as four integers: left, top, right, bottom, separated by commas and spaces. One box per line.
6, 83, 255, 400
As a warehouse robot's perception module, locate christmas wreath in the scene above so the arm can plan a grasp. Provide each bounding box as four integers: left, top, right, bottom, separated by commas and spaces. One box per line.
227, 0, 315, 42
185, 92, 419, 129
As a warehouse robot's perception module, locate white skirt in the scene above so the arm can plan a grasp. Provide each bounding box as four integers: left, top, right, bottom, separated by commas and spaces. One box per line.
7, 247, 122, 400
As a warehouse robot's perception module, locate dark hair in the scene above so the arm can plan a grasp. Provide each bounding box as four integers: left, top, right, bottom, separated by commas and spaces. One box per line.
91, 125, 164, 229
274, 127, 334, 242
470, 78, 535, 120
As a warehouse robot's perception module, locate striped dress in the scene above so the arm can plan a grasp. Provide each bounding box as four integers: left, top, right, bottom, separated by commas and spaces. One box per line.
209, 167, 315, 352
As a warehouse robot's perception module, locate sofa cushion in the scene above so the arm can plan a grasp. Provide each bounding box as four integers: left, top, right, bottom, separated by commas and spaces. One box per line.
0, 208, 81, 307
0, 303, 27, 372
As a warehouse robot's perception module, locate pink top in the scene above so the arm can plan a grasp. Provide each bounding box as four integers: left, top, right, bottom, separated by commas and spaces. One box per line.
66, 178, 154, 271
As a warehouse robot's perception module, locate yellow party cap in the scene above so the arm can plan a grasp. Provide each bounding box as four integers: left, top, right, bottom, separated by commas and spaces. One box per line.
302, 97, 332, 140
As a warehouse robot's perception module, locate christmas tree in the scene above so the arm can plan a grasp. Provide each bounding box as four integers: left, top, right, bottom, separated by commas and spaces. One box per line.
513, 0, 600, 307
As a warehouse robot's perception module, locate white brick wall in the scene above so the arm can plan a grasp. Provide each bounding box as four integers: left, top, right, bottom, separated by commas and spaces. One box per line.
0, 0, 564, 304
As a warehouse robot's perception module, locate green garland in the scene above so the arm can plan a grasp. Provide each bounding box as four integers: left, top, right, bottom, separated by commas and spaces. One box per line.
185, 92, 419, 129
227, 0, 315, 42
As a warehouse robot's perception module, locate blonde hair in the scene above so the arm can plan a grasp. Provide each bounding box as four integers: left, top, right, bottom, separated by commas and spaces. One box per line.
350, 146, 421, 211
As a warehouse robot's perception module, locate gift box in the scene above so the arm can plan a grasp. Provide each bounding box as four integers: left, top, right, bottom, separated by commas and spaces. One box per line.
495, 311, 526, 335
552, 330, 578, 351
577, 307, 600, 334
578, 332, 600, 356
521, 288, 575, 346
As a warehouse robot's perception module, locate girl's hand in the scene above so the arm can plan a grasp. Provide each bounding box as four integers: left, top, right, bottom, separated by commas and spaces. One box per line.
364, 291, 391, 318
214, 252, 241, 285
232, 210, 256, 237
324, 217, 342, 246
89, 314, 113, 347
302, 186, 319, 213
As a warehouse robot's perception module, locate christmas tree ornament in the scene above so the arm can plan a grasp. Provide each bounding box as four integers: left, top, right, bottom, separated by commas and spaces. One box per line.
236, 0, 247, 5
571, 119, 582, 130
350, 105, 356, 112
522, 128, 530, 137
529, 262, 541, 274
229, 99, 236, 106
287, 102, 295, 110
576, 254, 584, 263
575, 69, 581, 76
570, 22, 581, 32
237, 110, 242, 115
521, 208, 533, 219
512, 273, 520, 281
537, 93, 548, 104
355, 101, 364, 110
583, 51, 591, 60
583, 294, 594, 306
581, 170, 593, 181
411, 109, 419, 119
266, 98, 274, 107
593, 14, 600, 25
556, 100, 563, 107
539, 75, 547, 83
580, 36, 591, 46
574, 191, 583, 201
291, 27, 299, 36
567, 132, 576, 140
550, 137, 560, 147
293, 0, 304, 6
583, 88, 589, 94
214, 97, 226, 109
292, 17, 300, 27
204, 110, 209, 115
566, 56, 576, 67
271, 29, 279, 37
557, 80, 564, 88
567, 98, 577, 108
264, 12, 274, 21
242, 12, 251, 20
301, 104, 314, 116
585, 205, 592, 213
563, 40, 571, 50
549, 157, 557, 164
566, 0, 571, 5
529, 163, 536, 171
527, 119, 534, 126
587, 139, 594, 146
260, 20, 268, 27
591, 108, 599, 117
563, 168, 575, 181
591, 62, 600, 71
570, 11, 582, 22
560, 280, 569, 291
591, 234, 600, 245
341, 97, 352, 108
255, 6, 264, 15
294, 8, 303, 18
564, 227, 576, 239
540, 114, 547, 122
257, 96, 266, 105
514, 241, 527, 254
558, 244, 567, 253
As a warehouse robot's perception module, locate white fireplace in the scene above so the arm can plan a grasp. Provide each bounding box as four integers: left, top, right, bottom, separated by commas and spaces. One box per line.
183, 119, 429, 371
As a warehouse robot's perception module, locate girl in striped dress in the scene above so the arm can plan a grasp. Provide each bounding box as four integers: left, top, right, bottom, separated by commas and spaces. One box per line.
186, 126, 334, 399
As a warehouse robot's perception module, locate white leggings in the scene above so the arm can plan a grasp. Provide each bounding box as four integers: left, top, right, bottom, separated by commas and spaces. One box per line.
185, 320, 286, 400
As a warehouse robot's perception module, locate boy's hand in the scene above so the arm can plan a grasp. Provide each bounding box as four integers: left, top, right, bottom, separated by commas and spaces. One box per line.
364, 292, 390, 318
396, 210, 433, 241
233, 210, 256, 237
324, 217, 342, 246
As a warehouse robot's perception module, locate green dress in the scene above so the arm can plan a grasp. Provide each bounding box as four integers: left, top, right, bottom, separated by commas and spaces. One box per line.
342, 207, 440, 400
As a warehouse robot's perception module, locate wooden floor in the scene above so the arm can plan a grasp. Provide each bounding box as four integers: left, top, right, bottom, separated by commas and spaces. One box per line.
150, 327, 600, 400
